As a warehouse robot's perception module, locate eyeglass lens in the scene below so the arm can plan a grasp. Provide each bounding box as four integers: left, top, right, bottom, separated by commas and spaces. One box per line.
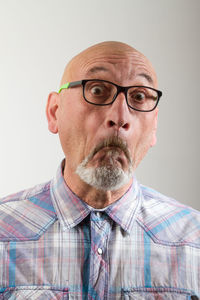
84, 80, 158, 111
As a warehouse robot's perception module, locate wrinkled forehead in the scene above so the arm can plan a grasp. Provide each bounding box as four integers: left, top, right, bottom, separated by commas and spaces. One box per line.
61, 44, 158, 87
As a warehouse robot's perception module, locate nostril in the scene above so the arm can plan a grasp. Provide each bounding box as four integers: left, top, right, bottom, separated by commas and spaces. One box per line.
122, 123, 130, 130
107, 120, 130, 130
108, 120, 115, 127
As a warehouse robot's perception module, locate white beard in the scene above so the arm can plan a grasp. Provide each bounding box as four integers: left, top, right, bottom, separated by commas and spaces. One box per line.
76, 149, 133, 191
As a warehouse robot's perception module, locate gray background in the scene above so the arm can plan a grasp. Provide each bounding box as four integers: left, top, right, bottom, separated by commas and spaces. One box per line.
0, 0, 199, 209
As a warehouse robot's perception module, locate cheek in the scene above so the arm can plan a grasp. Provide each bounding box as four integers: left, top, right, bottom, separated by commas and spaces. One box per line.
80, 107, 105, 154
132, 112, 156, 140
56, 101, 84, 157
57, 97, 103, 162
140, 111, 157, 136
130, 112, 157, 159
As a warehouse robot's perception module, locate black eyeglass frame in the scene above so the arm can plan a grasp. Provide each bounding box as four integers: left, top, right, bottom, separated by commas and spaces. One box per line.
59, 79, 162, 112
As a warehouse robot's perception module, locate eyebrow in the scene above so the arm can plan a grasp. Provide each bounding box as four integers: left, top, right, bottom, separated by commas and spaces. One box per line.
138, 73, 153, 84
86, 67, 154, 84
86, 66, 109, 75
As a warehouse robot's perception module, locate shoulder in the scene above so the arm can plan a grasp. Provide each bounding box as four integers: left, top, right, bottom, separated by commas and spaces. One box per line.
0, 181, 57, 241
137, 184, 200, 247
0, 181, 50, 203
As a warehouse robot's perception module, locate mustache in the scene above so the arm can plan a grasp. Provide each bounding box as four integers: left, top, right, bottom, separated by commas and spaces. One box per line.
90, 136, 132, 163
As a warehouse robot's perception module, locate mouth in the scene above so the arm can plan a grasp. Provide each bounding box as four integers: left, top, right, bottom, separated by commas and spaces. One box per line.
88, 136, 132, 168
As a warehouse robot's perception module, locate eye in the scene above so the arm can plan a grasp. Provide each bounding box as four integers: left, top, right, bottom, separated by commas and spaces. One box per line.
85, 81, 115, 105
129, 90, 146, 102
91, 85, 104, 96
134, 92, 145, 101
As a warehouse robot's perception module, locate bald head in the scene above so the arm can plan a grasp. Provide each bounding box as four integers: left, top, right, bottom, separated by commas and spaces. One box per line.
60, 41, 157, 87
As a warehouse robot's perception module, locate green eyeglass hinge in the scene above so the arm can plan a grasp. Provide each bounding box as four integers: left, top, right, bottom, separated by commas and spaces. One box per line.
58, 82, 70, 93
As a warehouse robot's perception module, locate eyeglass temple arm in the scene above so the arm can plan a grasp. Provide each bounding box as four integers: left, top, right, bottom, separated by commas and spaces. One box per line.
58, 80, 83, 93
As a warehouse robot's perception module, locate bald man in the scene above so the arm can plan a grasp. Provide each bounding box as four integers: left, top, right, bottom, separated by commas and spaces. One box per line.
0, 41, 200, 299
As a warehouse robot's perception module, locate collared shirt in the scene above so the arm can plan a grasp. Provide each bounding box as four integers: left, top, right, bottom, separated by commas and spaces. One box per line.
0, 162, 200, 299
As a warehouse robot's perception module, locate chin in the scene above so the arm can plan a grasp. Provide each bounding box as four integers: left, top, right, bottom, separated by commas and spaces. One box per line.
76, 162, 133, 192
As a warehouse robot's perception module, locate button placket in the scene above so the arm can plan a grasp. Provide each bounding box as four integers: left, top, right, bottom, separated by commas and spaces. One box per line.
89, 211, 111, 299
90, 211, 107, 256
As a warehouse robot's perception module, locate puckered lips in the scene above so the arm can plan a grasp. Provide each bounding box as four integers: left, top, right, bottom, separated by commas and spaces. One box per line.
87, 136, 131, 169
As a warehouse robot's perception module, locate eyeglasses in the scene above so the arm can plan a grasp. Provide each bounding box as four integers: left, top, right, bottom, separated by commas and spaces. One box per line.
58, 79, 162, 112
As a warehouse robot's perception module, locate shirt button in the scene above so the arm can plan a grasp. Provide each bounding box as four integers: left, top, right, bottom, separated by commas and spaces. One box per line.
97, 248, 103, 255
95, 212, 101, 218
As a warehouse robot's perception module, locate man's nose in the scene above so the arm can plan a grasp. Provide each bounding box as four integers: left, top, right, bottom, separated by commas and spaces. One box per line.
105, 92, 131, 131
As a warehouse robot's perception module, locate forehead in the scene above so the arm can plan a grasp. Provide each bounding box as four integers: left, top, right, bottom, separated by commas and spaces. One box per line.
70, 48, 157, 87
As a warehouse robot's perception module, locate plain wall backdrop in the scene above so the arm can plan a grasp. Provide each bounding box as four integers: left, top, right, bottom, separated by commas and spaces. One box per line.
0, 0, 199, 209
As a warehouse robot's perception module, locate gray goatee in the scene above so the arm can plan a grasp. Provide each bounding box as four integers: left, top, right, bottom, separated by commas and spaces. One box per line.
76, 137, 133, 191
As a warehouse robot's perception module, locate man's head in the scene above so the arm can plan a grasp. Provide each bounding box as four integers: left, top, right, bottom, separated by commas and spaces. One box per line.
46, 41, 160, 194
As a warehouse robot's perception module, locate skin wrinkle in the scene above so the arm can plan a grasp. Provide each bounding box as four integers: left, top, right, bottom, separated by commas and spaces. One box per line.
46, 41, 159, 208
60, 42, 157, 87
83, 59, 154, 87
90, 136, 131, 162
138, 73, 153, 85
87, 68, 153, 86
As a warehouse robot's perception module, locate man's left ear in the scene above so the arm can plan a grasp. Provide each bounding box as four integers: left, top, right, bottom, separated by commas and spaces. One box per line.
150, 109, 158, 147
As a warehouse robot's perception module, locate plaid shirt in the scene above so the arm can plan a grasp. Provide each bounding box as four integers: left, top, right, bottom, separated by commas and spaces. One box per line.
0, 161, 200, 299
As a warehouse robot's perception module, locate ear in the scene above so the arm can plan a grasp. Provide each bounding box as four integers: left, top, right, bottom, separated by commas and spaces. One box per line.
46, 92, 59, 134
150, 109, 158, 147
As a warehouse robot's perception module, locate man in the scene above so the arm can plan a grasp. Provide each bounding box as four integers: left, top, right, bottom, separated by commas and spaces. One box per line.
0, 41, 199, 299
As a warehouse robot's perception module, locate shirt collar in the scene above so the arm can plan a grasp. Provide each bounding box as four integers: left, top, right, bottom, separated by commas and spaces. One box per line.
50, 161, 142, 234
105, 181, 141, 233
